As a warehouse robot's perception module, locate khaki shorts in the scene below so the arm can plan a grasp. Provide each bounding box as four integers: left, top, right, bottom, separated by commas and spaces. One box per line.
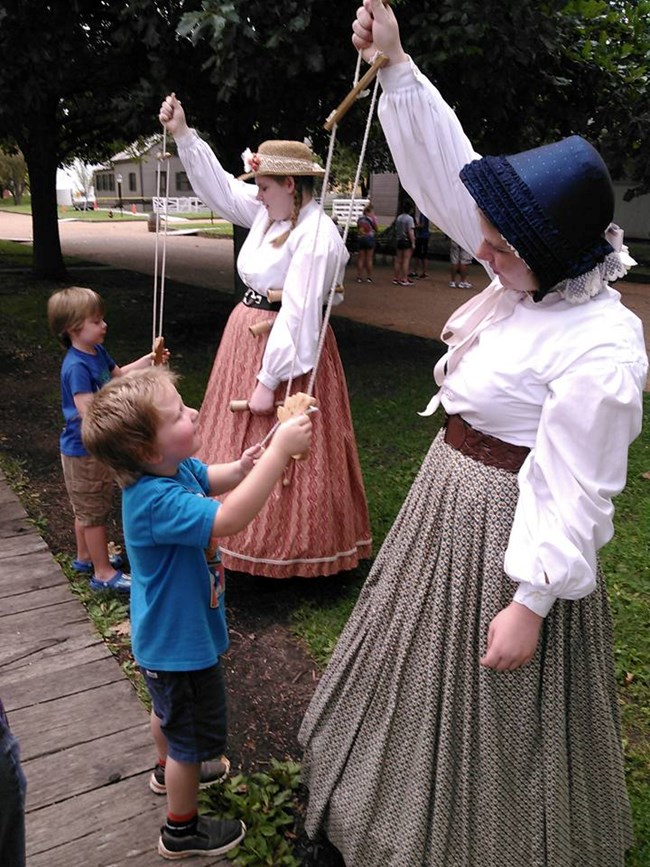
61, 453, 115, 526
450, 240, 473, 265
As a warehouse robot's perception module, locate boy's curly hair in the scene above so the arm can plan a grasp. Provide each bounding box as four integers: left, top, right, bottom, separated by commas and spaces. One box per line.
82, 367, 178, 487
47, 286, 105, 348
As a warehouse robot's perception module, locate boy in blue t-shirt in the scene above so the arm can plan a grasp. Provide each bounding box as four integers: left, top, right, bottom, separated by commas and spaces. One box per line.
82, 366, 312, 860
48, 286, 167, 593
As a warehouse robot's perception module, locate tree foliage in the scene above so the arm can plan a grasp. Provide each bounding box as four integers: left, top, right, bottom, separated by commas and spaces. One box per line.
397, 0, 650, 192
173, 1, 363, 168
0, 0, 647, 278
0, 0, 208, 277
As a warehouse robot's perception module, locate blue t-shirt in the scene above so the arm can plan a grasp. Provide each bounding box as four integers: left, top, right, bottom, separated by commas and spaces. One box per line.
415, 213, 430, 239
59, 344, 115, 456
123, 458, 227, 671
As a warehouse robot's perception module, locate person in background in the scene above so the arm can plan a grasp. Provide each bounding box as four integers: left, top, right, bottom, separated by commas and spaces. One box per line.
82, 367, 312, 859
299, 2, 647, 865
47, 286, 168, 594
159, 94, 371, 581
393, 201, 415, 285
414, 210, 430, 278
0, 697, 26, 867
356, 202, 379, 282
449, 237, 473, 288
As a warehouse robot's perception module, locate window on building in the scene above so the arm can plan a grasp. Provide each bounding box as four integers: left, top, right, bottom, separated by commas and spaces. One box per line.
128, 172, 137, 192
96, 174, 115, 192
176, 171, 192, 192
157, 170, 167, 193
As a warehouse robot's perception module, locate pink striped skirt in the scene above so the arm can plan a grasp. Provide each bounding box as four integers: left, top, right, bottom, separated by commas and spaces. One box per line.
195, 302, 372, 578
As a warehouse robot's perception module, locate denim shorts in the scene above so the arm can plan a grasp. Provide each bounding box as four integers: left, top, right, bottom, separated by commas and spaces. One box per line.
141, 662, 227, 764
0, 705, 26, 867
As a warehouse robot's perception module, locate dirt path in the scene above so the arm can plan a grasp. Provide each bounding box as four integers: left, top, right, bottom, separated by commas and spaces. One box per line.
3, 211, 649, 365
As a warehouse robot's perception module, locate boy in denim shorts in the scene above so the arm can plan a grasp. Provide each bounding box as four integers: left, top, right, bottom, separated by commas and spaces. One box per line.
48, 287, 166, 592
82, 367, 312, 859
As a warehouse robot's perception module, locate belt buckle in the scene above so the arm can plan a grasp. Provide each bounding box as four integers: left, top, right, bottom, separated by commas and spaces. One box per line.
243, 287, 263, 308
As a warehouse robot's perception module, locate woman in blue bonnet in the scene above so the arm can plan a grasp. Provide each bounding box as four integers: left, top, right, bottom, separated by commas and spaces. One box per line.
299, 2, 648, 865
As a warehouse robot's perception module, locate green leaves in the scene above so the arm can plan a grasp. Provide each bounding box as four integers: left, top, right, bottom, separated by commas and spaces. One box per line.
199, 759, 302, 867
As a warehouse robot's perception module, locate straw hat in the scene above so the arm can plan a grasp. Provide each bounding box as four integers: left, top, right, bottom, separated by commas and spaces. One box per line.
460, 136, 615, 298
240, 140, 326, 180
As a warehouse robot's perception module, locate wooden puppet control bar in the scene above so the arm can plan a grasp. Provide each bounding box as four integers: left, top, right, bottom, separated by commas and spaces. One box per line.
323, 53, 389, 132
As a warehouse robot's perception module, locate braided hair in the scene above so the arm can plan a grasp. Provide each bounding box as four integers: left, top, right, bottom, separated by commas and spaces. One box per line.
268, 177, 315, 247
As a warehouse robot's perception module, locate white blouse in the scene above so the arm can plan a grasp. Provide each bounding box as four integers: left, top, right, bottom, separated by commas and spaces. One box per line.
378, 59, 648, 616
176, 130, 348, 390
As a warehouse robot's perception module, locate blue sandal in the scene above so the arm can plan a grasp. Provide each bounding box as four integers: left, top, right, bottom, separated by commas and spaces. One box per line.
89, 571, 131, 594
73, 554, 124, 573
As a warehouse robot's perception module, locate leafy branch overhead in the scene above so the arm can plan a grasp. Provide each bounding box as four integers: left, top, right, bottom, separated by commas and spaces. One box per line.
0, 0, 647, 279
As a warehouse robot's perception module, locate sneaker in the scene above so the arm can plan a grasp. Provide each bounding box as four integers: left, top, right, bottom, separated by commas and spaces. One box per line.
418, 273, 428, 278
89, 570, 131, 593
73, 554, 124, 573
449, 281, 457, 288
392, 279, 400, 285
366, 277, 373, 283
158, 816, 245, 860
150, 756, 231, 795
356, 276, 363, 282
399, 279, 415, 286
459, 281, 473, 289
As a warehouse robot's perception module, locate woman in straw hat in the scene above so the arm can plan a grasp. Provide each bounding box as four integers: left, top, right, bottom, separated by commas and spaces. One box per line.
299, 2, 647, 865
159, 95, 371, 579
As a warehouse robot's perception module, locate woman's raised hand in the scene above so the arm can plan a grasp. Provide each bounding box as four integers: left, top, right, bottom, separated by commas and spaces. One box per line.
352, 0, 408, 65
159, 93, 189, 139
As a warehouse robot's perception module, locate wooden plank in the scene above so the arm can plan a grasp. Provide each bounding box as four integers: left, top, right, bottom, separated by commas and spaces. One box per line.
0, 601, 95, 669
23, 723, 153, 810
26, 774, 162, 865
1, 633, 106, 687
0, 504, 32, 533
0, 582, 75, 615
0, 531, 48, 559
27, 777, 229, 866
0, 483, 22, 506
0, 549, 67, 589
12, 680, 150, 760
4, 656, 125, 711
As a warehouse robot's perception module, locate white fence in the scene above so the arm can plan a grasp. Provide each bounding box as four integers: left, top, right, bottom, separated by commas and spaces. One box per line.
331, 198, 369, 223
152, 196, 207, 213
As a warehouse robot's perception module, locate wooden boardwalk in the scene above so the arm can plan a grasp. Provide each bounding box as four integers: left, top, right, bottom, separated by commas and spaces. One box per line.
0, 470, 226, 866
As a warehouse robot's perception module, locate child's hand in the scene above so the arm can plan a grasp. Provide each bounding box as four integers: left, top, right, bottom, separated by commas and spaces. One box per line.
240, 443, 263, 474
271, 413, 312, 459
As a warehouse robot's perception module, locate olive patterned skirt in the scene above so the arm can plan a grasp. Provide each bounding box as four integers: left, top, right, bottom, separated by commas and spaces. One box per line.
299, 430, 633, 866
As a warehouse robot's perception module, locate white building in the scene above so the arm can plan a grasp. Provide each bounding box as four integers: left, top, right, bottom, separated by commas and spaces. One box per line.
93, 137, 197, 211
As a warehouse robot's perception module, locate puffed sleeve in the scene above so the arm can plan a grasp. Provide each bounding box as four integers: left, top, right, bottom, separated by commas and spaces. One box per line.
505, 357, 646, 617
378, 59, 484, 261
175, 129, 260, 229
257, 228, 345, 390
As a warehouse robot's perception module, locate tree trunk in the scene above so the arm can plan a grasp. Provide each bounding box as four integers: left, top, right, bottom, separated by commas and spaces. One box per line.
23, 122, 67, 280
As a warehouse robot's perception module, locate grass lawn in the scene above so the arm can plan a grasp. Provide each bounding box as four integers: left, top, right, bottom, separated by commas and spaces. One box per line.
0, 239, 648, 864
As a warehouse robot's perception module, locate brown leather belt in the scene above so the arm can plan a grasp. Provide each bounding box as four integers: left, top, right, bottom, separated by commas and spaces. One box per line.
444, 414, 530, 473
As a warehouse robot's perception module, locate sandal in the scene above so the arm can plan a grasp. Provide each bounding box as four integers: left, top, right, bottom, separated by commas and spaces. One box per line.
89, 570, 131, 594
